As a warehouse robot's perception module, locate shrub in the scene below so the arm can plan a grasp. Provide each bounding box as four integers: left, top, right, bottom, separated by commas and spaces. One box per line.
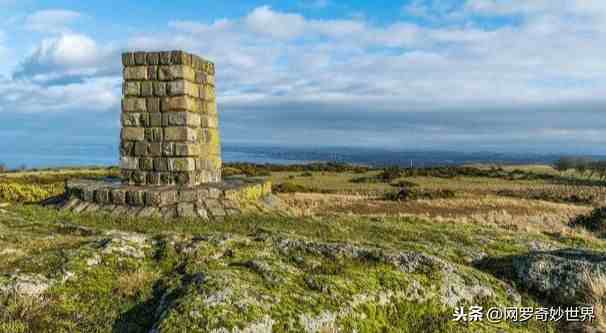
222, 167, 244, 177
383, 188, 456, 201
378, 166, 402, 182
389, 180, 418, 188
299, 171, 313, 177
570, 207, 606, 236
0, 183, 60, 203
272, 182, 312, 193
350, 176, 380, 184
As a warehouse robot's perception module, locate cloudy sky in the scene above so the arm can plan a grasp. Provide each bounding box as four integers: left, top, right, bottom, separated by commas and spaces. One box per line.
1, 0, 606, 161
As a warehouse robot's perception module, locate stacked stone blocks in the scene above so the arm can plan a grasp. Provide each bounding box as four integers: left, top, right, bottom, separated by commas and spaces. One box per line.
120, 50, 221, 186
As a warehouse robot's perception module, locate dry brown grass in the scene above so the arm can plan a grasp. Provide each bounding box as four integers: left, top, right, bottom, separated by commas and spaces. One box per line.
279, 193, 594, 237
116, 270, 160, 298
582, 270, 606, 332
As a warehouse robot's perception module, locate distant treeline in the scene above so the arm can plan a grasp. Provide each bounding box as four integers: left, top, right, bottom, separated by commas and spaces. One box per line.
553, 157, 606, 180
223, 162, 370, 177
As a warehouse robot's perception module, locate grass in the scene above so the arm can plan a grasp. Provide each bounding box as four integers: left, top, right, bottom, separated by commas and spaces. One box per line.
0, 163, 605, 332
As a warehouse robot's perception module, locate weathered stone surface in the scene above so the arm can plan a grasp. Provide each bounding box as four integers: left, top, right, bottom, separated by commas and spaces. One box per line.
164, 127, 197, 142
164, 112, 200, 127
141, 81, 154, 97
124, 66, 148, 80
123, 82, 140, 96
174, 143, 200, 157
120, 157, 139, 170
121, 113, 142, 127
161, 96, 198, 112
122, 98, 146, 112
118, 51, 223, 187
509, 249, 606, 305
177, 203, 196, 217
146, 97, 161, 112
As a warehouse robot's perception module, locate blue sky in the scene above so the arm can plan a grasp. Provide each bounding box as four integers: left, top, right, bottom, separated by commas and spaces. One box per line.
1, 0, 606, 161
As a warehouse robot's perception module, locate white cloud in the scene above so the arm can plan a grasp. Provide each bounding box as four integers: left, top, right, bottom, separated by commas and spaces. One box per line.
245, 6, 307, 39
3, 2, 606, 137
0, 76, 120, 113
14, 33, 119, 83
25, 9, 81, 33
121, 4, 606, 115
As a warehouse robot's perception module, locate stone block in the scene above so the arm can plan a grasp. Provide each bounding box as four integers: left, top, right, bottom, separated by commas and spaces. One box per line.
120, 156, 139, 170
164, 127, 197, 142
162, 143, 174, 156
134, 142, 149, 156
174, 143, 200, 156
161, 96, 198, 112
147, 97, 161, 112
175, 172, 195, 186
120, 141, 134, 156
122, 52, 135, 66
154, 158, 170, 172
149, 143, 162, 156
196, 100, 217, 115
122, 98, 146, 112
124, 66, 148, 80
141, 81, 154, 97
158, 65, 195, 81
177, 203, 196, 218
195, 71, 214, 85
200, 85, 215, 100
133, 171, 147, 185
140, 157, 154, 171
160, 173, 174, 185
145, 190, 163, 206
126, 190, 145, 206
146, 52, 160, 65
171, 50, 192, 66
168, 81, 198, 97
146, 172, 161, 185
145, 128, 163, 142
208, 187, 222, 199
123, 82, 140, 96
179, 189, 197, 202
164, 112, 200, 127
153, 82, 167, 96
149, 113, 162, 127
200, 115, 218, 128
94, 188, 110, 204
159, 51, 172, 65
140, 113, 151, 127
121, 113, 142, 127
110, 188, 126, 205
160, 190, 177, 205
147, 66, 158, 80
171, 158, 196, 172
134, 51, 147, 65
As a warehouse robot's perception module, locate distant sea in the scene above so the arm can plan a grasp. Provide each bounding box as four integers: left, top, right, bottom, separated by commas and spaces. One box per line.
1, 143, 604, 169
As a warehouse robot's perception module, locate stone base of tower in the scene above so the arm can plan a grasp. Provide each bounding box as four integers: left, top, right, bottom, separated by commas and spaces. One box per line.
51, 177, 272, 219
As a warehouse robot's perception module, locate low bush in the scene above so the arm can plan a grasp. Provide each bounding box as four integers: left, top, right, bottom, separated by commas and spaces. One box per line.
570, 207, 606, 236
383, 188, 456, 201
0, 183, 61, 203
272, 182, 314, 193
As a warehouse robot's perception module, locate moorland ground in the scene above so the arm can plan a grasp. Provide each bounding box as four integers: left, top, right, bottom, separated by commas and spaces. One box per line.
0, 163, 605, 332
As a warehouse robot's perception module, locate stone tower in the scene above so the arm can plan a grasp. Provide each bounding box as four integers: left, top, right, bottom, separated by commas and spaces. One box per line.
59, 50, 272, 219
120, 50, 221, 186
